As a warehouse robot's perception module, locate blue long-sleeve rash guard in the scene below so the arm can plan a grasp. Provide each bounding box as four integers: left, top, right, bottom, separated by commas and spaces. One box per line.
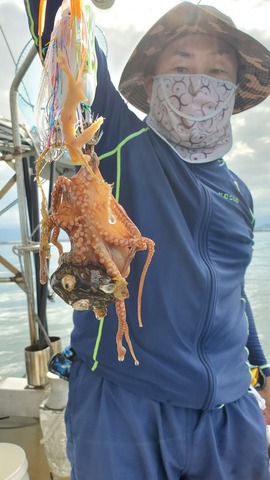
69, 41, 270, 409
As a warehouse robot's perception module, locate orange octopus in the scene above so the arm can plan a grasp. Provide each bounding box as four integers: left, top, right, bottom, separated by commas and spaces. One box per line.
37, 50, 155, 365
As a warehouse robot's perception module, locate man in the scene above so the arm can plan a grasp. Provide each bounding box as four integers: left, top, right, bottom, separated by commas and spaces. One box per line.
25, 2, 270, 478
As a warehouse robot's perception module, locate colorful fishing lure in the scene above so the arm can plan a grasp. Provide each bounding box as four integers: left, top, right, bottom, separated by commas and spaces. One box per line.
36, 0, 97, 154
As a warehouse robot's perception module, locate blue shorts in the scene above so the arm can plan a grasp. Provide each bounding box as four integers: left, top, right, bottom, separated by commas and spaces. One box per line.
65, 361, 269, 480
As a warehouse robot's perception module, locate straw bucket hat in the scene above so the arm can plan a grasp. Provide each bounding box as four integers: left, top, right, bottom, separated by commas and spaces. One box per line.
119, 2, 270, 114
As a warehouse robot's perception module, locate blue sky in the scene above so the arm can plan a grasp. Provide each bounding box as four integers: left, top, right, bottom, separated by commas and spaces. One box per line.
0, 0, 270, 242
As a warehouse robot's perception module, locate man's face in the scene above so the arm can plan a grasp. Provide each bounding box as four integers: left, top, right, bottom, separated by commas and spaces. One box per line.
144, 34, 238, 98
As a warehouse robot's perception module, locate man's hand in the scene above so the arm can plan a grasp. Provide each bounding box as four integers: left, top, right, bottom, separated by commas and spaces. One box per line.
260, 377, 270, 425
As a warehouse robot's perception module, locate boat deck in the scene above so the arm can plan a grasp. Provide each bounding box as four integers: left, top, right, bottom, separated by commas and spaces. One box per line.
0, 416, 70, 480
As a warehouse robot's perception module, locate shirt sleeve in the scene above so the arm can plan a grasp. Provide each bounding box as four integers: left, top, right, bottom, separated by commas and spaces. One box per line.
243, 287, 270, 376
24, 0, 62, 55
92, 39, 143, 157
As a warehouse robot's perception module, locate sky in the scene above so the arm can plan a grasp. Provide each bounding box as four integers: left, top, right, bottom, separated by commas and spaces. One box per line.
0, 0, 270, 242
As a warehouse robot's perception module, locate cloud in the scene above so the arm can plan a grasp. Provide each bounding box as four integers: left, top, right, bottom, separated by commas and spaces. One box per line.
1, 0, 270, 230
0, 1, 33, 119
226, 101, 270, 225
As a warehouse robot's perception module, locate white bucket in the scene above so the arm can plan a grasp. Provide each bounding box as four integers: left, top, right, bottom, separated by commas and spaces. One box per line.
0, 443, 29, 480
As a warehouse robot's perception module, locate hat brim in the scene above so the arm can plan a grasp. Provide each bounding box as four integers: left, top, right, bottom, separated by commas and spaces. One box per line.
119, 2, 270, 114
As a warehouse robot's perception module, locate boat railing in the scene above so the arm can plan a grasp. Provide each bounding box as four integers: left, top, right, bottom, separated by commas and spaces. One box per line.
9, 43, 40, 347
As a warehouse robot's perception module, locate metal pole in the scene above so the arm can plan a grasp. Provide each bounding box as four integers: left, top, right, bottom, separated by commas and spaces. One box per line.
9, 43, 38, 346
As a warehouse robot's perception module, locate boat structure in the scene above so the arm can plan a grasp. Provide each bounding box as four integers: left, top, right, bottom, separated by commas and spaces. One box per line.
0, 38, 73, 480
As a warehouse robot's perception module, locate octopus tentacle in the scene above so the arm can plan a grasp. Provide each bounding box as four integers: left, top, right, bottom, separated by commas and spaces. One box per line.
115, 299, 139, 365
39, 216, 54, 284
137, 238, 155, 327
50, 225, 63, 258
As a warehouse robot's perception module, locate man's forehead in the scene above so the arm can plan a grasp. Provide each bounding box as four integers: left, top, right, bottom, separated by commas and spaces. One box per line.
166, 34, 236, 55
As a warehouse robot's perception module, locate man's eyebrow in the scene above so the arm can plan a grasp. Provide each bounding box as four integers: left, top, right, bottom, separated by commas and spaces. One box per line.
172, 50, 193, 58
172, 48, 234, 59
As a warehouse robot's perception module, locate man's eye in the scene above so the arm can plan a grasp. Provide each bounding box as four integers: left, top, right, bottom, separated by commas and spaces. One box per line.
175, 66, 188, 73
210, 69, 226, 75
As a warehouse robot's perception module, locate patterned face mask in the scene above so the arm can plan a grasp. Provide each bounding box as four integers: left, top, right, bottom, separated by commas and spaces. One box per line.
146, 74, 237, 163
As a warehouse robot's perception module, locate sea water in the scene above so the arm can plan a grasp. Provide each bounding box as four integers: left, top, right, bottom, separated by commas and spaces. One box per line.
0, 232, 269, 377
0, 242, 72, 377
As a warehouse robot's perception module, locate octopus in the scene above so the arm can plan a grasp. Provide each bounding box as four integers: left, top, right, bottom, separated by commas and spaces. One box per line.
36, 50, 155, 365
